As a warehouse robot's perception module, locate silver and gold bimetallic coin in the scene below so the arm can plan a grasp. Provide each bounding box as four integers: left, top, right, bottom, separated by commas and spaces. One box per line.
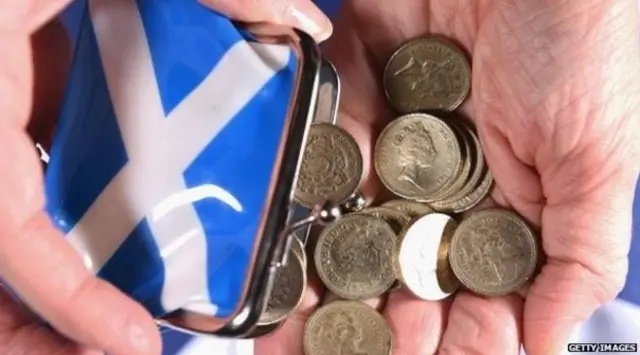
314, 214, 397, 300
303, 301, 392, 355
449, 208, 540, 296
383, 36, 471, 113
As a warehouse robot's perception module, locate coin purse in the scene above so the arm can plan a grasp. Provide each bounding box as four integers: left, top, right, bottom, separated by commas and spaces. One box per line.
43, 0, 339, 338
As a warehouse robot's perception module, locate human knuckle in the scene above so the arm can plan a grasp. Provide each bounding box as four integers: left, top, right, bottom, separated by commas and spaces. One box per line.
570, 259, 627, 305
55, 276, 100, 332
591, 257, 627, 302
601, 263, 627, 299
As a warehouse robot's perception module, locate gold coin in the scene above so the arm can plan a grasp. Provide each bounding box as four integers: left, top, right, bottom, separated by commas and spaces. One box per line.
422, 121, 472, 202
314, 214, 397, 300
303, 301, 392, 355
458, 195, 496, 220
383, 36, 471, 113
357, 207, 412, 292
429, 122, 486, 212
357, 206, 412, 234
295, 123, 363, 208
449, 168, 494, 214
258, 249, 306, 325
381, 199, 433, 218
374, 113, 461, 200
436, 218, 459, 294
449, 209, 540, 296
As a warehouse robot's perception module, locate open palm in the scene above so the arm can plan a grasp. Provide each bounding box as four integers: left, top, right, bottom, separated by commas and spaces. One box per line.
257, 0, 640, 354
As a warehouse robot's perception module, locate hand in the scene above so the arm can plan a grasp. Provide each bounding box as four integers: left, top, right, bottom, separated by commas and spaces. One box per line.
0, 0, 331, 354
203, 0, 333, 42
0, 2, 162, 354
257, 0, 640, 354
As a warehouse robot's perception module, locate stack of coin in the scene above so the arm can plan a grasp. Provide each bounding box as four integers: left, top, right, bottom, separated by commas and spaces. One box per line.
375, 113, 493, 214
257, 35, 543, 354
378, 35, 492, 214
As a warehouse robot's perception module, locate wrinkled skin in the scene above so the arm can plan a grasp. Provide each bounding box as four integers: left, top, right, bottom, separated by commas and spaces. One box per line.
256, 1, 640, 355
0, 0, 637, 354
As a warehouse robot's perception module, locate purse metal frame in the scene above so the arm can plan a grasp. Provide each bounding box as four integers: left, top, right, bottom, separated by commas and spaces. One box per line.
159, 24, 340, 338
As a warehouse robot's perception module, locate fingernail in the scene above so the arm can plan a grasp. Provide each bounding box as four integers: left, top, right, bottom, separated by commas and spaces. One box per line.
286, 1, 333, 42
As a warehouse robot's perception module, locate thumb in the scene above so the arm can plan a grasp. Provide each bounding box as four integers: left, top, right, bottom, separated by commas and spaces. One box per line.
200, 0, 333, 42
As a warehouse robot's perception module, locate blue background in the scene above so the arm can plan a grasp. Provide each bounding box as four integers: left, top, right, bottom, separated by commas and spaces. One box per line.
57, 0, 639, 353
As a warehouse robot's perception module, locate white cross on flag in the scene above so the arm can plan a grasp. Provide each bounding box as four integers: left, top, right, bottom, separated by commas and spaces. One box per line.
44, 0, 297, 319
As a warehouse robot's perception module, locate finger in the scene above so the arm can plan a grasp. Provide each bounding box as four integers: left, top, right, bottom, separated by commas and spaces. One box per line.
439, 292, 523, 355
524, 175, 636, 354
1, 16, 161, 353
0, 285, 102, 355
199, 0, 332, 42
0, 0, 73, 32
322, 11, 393, 134
0, 128, 161, 354
322, 292, 386, 311
322, 0, 420, 136
255, 272, 324, 355
383, 290, 450, 355
331, 0, 431, 67
476, 120, 544, 223
512, 0, 639, 351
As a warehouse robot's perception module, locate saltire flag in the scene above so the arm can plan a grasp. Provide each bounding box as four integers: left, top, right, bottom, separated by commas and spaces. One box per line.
45, 0, 298, 320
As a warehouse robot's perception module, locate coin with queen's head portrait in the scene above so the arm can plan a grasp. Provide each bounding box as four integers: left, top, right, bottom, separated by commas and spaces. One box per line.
375, 113, 461, 201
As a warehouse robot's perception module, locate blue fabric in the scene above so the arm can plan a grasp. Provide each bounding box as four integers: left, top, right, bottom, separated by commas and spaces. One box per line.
48, 0, 296, 319
161, 328, 194, 355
